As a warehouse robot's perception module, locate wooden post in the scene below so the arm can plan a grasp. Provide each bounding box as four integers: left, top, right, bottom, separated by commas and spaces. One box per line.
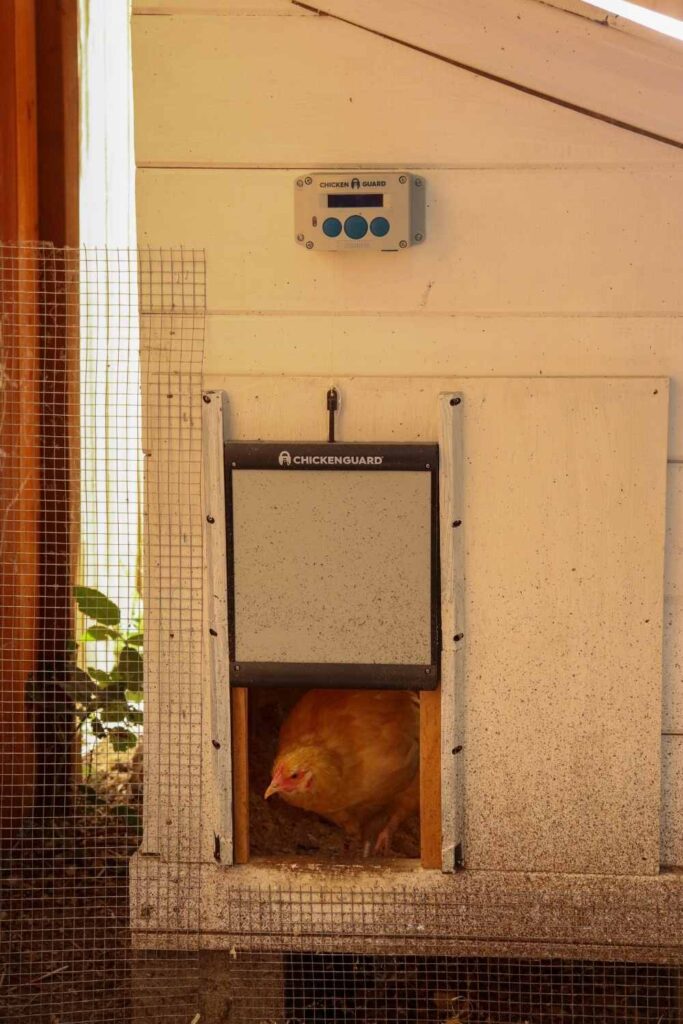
35, 0, 80, 662
35, 0, 79, 250
0, 0, 39, 827
231, 687, 250, 863
420, 688, 442, 868
0, 1, 39, 242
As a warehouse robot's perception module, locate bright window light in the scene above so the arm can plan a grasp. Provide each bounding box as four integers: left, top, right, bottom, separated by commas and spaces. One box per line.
594, 1, 683, 41
78, 0, 140, 632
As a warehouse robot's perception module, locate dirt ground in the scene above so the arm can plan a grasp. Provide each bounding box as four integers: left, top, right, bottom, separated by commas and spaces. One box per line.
0, 796, 138, 1022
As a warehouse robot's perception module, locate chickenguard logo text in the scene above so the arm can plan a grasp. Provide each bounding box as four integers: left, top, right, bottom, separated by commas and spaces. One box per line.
277, 450, 384, 467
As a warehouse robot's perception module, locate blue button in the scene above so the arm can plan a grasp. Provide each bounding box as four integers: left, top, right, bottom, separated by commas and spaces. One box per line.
322, 217, 342, 238
344, 215, 368, 240
370, 217, 390, 238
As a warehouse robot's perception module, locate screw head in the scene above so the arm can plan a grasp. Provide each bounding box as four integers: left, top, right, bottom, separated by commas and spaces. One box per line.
202, 394, 211, 404
296, 178, 304, 188
296, 233, 305, 242
304, 176, 313, 185
450, 396, 461, 406
399, 240, 408, 249
414, 233, 423, 242
399, 175, 407, 184
415, 178, 423, 187
306, 241, 314, 249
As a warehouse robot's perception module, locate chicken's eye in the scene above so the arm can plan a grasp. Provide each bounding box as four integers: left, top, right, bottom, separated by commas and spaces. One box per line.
290, 771, 299, 779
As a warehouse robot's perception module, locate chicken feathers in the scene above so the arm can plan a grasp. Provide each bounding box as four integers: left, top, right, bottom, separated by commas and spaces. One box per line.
265, 689, 419, 856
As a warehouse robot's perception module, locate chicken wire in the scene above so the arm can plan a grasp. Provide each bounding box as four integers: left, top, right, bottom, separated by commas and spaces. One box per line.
193, 884, 683, 1023
0, 243, 205, 1022
1, 243, 682, 1024
219, 952, 682, 1024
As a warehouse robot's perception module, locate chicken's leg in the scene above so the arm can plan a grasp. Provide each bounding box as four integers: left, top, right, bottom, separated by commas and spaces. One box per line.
373, 776, 419, 855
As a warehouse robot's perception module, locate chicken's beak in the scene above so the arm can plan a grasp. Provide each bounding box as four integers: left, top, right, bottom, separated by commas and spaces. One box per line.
264, 779, 279, 800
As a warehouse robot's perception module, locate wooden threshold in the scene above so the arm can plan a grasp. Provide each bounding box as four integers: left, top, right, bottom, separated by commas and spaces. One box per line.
419, 686, 442, 868
231, 686, 250, 864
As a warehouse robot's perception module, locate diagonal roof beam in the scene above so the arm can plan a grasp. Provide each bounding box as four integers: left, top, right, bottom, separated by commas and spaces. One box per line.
293, 0, 683, 151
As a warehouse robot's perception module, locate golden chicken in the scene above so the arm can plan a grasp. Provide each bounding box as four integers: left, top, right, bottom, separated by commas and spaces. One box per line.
265, 689, 419, 856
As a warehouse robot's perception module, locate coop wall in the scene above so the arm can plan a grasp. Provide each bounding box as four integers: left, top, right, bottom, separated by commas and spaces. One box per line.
131, 0, 683, 893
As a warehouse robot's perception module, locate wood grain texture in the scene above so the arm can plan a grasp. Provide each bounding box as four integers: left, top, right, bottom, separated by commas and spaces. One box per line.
0, 0, 38, 241
131, 13, 676, 167
0, 2, 39, 827
35, 0, 79, 247
231, 688, 250, 863
0, 249, 40, 826
420, 688, 441, 869
137, 168, 683, 316
305, 0, 683, 147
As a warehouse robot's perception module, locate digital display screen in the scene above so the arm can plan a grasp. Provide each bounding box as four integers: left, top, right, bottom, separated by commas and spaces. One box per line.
327, 193, 384, 208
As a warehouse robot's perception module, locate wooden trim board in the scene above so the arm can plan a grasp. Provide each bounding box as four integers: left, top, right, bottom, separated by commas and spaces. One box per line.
202, 391, 234, 863
437, 393, 465, 871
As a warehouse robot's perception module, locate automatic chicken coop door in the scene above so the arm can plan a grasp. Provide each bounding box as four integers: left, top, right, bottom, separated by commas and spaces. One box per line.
224, 442, 440, 689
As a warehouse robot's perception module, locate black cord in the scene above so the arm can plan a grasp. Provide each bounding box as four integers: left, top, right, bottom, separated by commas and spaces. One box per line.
326, 387, 338, 443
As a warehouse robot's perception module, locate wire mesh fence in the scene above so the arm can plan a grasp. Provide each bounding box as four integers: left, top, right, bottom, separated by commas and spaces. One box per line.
0, 243, 681, 1024
0, 243, 205, 1022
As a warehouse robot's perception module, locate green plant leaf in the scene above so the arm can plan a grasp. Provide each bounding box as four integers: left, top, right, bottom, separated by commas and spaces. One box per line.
74, 586, 121, 627
82, 625, 120, 643
99, 702, 130, 723
124, 633, 144, 647
125, 689, 144, 703
126, 708, 144, 726
118, 646, 143, 686
102, 679, 128, 700
87, 666, 111, 684
108, 727, 138, 752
